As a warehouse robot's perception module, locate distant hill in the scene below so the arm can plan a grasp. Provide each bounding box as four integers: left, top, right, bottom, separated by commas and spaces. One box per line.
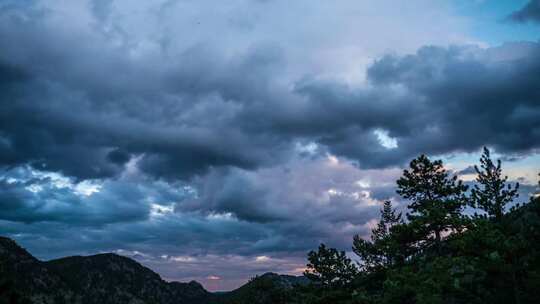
0, 237, 306, 304
218, 272, 309, 304
43, 253, 216, 304
0, 236, 75, 304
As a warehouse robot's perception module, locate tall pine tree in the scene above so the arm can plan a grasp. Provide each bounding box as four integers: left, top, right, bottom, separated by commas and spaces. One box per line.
471, 147, 519, 221
397, 155, 468, 253
353, 201, 402, 271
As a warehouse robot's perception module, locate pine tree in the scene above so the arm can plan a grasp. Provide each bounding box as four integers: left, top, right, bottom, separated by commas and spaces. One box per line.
373, 201, 402, 242
396, 155, 468, 253
471, 147, 519, 221
304, 244, 358, 288
353, 201, 402, 271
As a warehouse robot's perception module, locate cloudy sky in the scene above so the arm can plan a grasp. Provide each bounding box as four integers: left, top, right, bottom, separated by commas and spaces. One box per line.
1, 0, 539, 291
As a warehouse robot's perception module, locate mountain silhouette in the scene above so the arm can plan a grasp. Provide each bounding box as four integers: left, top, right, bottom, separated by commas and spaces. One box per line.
0, 237, 306, 304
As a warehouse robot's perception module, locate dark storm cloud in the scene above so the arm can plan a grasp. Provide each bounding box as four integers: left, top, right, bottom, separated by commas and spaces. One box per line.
0, 0, 539, 291
508, 0, 540, 23
0, 166, 162, 224
178, 168, 287, 223
1, 2, 539, 181
177, 159, 384, 227
0, 156, 390, 263
0, 178, 147, 225
289, 43, 540, 168
0, 61, 27, 84
0, 4, 292, 180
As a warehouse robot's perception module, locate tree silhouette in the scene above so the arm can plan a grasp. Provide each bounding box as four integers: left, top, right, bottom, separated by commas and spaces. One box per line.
299, 157, 540, 304
304, 244, 358, 288
397, 155, 468, 253
353, 200, 403, 271
471, 147, 519, 220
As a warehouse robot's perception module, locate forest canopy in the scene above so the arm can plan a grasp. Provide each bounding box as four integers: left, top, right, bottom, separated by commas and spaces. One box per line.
292, 148, 540, 304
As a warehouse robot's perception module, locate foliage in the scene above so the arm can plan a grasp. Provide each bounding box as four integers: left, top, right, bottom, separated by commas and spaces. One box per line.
353, 200, 403, 271
471, 147, 519, 220
2, 150, 539, 304
397, 154, 468, 252
304, 244, 358, 288
296, 150, 540, 304
219, 274, 297, 304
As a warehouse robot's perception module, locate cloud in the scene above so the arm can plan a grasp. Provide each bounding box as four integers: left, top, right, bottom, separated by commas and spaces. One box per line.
0, 155, 398, 290
0, 0, 539, 292
177, 155, 394, 227
4, 41, 539, 179
0, 166, 190, 225
0, 0, 475, 181
508, 0, 540, 23
291, 42, 540, 168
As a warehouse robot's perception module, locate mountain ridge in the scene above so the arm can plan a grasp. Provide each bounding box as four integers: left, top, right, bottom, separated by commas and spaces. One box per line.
0, 237, 307, 304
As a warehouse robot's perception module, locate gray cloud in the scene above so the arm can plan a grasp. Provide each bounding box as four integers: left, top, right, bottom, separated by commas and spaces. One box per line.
243, 40, 540, 168
178, 156, 389, 225
0, 0, 539, 292
4, 38, 539, 179
0, 0, 485, 181
0, 156, 396, 290
0, 166, 186, 225
508, 0, 540, 23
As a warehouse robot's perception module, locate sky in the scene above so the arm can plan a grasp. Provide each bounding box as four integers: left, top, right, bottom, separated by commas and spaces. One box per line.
0, 0, 539, 291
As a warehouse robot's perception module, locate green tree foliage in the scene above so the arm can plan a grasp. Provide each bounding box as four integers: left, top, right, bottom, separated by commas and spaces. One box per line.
353, 201, 403, 271
295, 154, 540, 304
304, 244, 358, 288
396, 155, 468, 252
0, 280, 32, 304
471, 147, 519, 220
220, 274, 295, 304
